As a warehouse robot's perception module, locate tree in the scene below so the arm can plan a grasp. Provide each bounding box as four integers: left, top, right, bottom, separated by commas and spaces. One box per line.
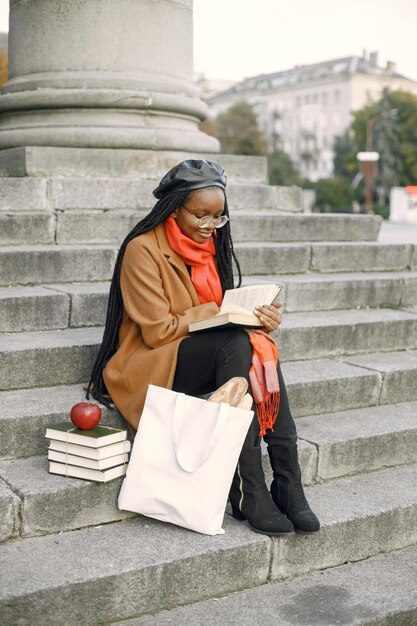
333, 130, 357, 180
214, 102, 267, 156
0, 49, 7, 87
314, 176, 354, 211
199, 118, 217, 139
351, 89, 417, 191
352, 88, 401, 204
268, 148, 301, 186
389, 90, 417, 186
332, 89, 417, 208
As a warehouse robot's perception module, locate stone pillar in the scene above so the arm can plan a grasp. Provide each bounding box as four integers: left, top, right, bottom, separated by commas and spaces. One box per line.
0, 0, 219, 153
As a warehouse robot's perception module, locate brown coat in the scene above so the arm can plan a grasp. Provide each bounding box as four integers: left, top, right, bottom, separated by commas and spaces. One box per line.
103, 222, 219, 431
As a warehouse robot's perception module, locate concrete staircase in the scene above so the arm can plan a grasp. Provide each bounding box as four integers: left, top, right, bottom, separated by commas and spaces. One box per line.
1, 153, 417, 625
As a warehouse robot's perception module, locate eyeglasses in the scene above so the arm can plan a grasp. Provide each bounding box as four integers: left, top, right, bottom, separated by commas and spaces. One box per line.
181, 205, 229, 229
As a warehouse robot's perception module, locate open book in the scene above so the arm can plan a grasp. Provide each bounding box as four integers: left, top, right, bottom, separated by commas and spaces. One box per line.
189, 284, 282, 333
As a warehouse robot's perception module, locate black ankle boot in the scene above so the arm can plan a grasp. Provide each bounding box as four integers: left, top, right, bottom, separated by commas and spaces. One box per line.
229, 446, 295, 537
268, 443, 320, 534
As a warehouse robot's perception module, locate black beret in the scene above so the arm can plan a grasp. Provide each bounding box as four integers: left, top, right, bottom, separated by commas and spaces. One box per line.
153, 159, 227, 199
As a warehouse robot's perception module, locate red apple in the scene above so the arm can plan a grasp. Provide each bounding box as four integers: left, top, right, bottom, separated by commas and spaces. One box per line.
70, 402, 101, 430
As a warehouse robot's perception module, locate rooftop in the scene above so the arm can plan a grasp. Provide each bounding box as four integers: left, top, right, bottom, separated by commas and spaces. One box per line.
211, 52, 410, 99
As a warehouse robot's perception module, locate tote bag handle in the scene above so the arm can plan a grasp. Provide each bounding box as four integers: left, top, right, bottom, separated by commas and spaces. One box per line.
173, 393, 230, 473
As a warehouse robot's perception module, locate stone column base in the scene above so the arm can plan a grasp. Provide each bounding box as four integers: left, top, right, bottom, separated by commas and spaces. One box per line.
0, 146, 268, 183
1, 0, 219, 153
0, 86, 219, 152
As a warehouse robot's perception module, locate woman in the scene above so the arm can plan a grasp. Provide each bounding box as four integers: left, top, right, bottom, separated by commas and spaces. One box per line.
88, 159, 319, 537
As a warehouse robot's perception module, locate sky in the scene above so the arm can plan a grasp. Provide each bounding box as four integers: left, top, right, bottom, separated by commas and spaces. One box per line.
193, 0, 417, 82
1, 0, 416, 82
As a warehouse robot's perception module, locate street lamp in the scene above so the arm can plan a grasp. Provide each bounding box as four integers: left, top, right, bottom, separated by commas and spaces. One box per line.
357, 108, 398, 214
366, 108, 398, 151
357, 151, 380, 214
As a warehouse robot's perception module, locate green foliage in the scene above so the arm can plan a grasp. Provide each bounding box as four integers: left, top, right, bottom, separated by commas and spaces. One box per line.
352, 89, 401, 203
333, 130, 357, 179
372, 204, 390, 220
351, 89, 417, 192
267, 148, 301, 186
314, 176, 354, 211
210, 101, 267, 156
391, 91, 417, 185
331, 88, 417, 210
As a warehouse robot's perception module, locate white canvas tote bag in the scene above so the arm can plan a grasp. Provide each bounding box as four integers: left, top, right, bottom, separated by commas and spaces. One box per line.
118, 384, 254, 535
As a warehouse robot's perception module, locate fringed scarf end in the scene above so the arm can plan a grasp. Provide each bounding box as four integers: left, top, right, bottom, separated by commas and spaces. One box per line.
256, 391, 280, 437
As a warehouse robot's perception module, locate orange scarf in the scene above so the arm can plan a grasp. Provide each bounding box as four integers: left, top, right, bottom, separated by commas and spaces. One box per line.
164, 216, 223, 306
246, 330, 280, 436
165, 215, 280, 436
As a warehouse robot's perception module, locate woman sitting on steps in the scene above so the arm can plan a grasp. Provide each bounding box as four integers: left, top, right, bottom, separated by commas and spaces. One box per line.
87, 159, 320, 537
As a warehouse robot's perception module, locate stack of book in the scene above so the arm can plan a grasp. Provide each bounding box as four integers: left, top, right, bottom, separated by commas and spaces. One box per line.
45, 422, 131, 482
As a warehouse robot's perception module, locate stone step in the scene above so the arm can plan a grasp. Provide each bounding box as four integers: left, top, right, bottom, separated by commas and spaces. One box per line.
0, 286, 71, 332
277, 307, 417, 361
0, 384, 125, 460
0, 439, 312, 539
295, 401, 417, 480
343, 350, 417, 405
284, 350, 417, 415
0, 442, 314, 540
0, 244, 117, 286
54, 210, 381, 244
3, 348, 417, 459
1, 463, 416, 624
0, 212, 55, 245
114, 545, 417, 626
3, 272, 417, 332
0, 455, 135, 540
0, 177, 302, 212
232, 212, 381, 242
0, 284, 112, 332
0, 327, 103, 390
236, 241, 416, 275
2, 311, 417, 389
0, 148, 268, 183
0, 208, 381, 247
0, 358, 379, 456
1, 242, 415, 286
2, 371, 416, 479
0, 178, 48, 211
2, 399, 416, 540
56, 209, 146, 245
159, 547, 417, 626
276, 270, 417, 312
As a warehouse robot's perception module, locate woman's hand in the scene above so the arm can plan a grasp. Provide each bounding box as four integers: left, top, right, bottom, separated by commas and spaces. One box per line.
253, 302, 283, 334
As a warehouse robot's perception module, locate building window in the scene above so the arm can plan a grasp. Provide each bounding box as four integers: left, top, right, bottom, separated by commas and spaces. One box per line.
334, 89, 340, 103
322, 92, 327, 105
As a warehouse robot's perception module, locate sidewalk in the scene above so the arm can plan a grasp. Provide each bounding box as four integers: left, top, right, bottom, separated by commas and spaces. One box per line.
378, 220, 417, 244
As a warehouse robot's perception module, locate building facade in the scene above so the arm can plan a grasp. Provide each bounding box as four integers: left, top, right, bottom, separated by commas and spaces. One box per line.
207, 52, 417, 181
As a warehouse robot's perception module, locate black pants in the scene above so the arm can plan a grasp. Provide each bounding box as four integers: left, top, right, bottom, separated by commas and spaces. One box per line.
172, 328, 297, 448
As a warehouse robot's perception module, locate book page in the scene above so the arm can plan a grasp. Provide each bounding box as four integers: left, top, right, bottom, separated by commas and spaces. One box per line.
220, 284, 281, 314
217, 303, 251, 315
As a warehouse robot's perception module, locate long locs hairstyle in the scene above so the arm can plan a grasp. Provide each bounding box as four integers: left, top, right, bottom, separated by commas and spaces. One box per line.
87, 187, 242, 406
